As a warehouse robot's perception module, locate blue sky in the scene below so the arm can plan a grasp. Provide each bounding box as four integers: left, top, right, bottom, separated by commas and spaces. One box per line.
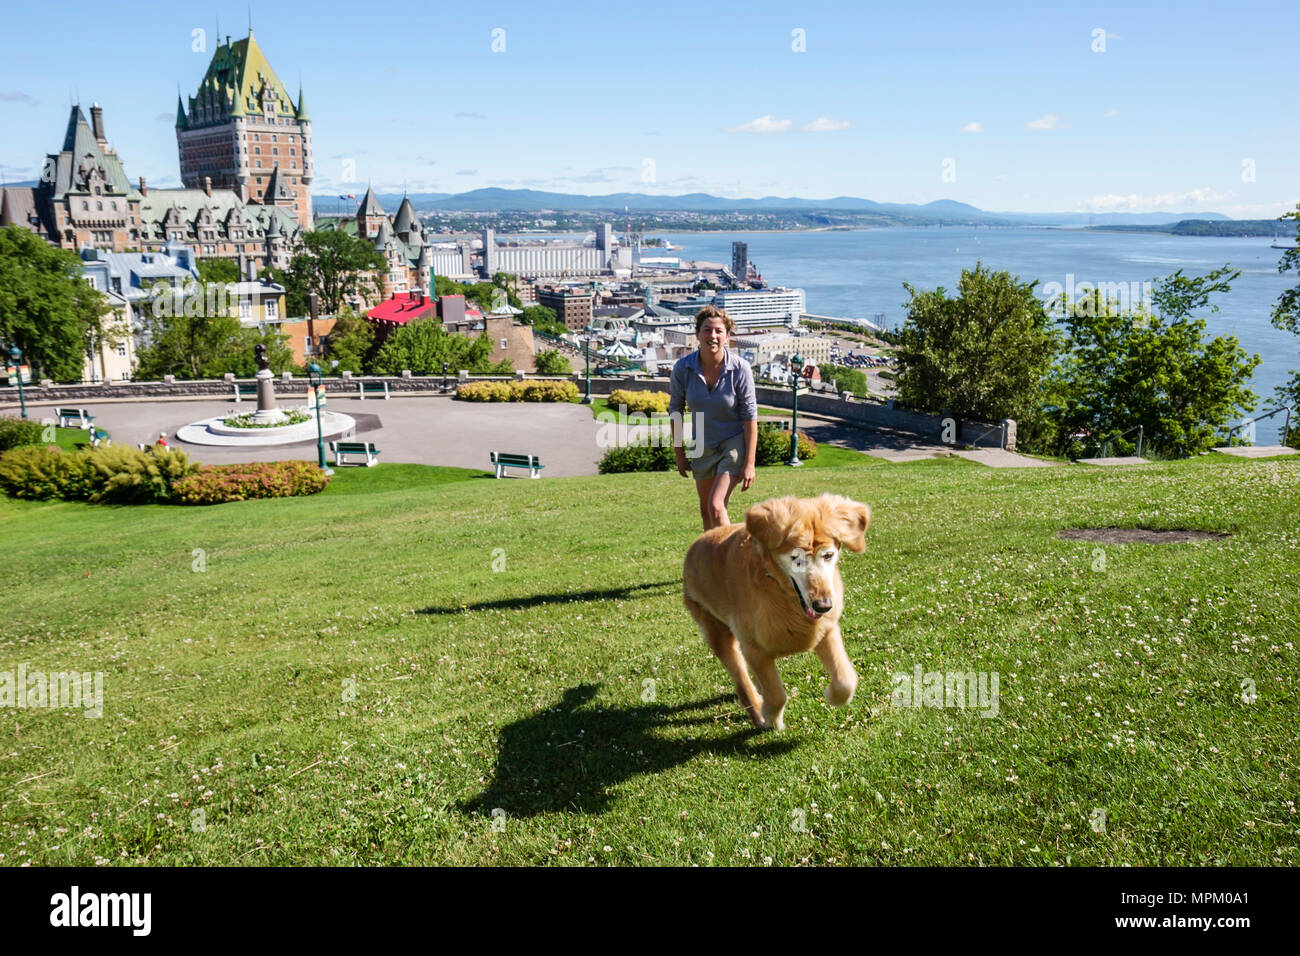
1, 0, 1296, 215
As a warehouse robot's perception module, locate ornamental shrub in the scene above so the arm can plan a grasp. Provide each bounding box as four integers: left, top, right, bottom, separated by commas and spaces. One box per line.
456, 380, 579, 402
0, 444, 197, 502
171, 460, 331, 505
0, 415, 47, 452
608, 390, 670, 414
754, 423, 816, 465
597, 442, 675, 474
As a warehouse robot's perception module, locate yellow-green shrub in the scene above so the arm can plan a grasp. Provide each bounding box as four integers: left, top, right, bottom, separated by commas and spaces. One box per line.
456, 380, 579, 402
609, 389, 670, 414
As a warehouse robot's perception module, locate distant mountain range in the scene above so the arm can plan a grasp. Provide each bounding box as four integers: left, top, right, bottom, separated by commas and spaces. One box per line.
2, 178, 1242, 227
313, 187, 1235, 226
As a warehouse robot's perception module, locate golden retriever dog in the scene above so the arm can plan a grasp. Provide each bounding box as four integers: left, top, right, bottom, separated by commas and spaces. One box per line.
683, 494, 871, 730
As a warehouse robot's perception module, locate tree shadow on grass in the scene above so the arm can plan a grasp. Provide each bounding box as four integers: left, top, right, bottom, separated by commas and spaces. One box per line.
416, 581, 678, 615
459, 683, 798, 819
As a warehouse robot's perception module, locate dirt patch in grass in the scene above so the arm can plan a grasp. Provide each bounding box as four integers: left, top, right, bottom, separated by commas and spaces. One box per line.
1058, 527, 1231, 544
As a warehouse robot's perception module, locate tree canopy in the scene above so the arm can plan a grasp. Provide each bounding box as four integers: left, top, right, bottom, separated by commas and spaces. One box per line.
286, 230, 387, 315
1270, 203, 1300, 445
0, 224, 110, 382
369, 318, 512, 376
895, 262, 1059, 424
1047, 266, 1259, 458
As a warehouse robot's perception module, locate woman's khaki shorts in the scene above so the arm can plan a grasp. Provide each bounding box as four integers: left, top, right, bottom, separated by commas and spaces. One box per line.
689, 431, 747, 481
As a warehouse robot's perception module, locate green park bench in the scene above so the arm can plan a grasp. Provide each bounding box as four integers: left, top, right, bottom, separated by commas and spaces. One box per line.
56, 407, 95, 428
233, 382, 259, 402
329, 440, 381, 467
358, 380, 390, 400
490, 451, 544, 479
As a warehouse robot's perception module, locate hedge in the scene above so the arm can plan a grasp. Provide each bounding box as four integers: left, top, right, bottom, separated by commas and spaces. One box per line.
170, 460, 331, 505
456, 380, 579, 402
608, 390, 670, 414
0, 444, 198, 503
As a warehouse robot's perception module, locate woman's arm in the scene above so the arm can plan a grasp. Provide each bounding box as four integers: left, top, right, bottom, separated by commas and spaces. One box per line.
740, 419, 758, 491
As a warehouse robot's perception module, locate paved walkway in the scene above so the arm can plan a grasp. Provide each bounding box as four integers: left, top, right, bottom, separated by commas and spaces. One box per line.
788, 414, 1055, 467
24, 396, 610, 477
1212, 445, 1299, 458
1076, 456, 1151, 466
19, 396, 1060, 473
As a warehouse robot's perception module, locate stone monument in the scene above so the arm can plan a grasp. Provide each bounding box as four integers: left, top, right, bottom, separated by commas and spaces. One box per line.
251, 344, 287, 425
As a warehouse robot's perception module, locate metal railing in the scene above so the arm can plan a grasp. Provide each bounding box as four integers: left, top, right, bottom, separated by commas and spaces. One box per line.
1224, 405, 1293, 446
1101, 424, 1144, 459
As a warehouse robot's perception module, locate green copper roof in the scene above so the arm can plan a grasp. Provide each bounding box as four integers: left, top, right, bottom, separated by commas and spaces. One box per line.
295, 85, 309, 122
186, 30, 300, 128
175, 94, 187, 129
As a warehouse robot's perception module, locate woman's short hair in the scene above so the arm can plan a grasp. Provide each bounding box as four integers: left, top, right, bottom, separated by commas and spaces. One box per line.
695, 305, 737, 336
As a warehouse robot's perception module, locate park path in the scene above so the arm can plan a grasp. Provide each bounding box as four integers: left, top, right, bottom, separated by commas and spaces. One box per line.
20, 396, 1064, 474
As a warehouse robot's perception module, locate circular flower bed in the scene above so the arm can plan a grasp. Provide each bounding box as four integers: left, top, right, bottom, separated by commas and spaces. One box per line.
222, 408, 311, 429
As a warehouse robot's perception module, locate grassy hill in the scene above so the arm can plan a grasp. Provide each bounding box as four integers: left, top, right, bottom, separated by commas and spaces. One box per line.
1, 454, 1296, 865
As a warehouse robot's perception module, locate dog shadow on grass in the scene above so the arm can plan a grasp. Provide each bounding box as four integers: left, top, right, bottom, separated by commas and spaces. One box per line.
460, 683, 797, 819
416, 581, 678, 616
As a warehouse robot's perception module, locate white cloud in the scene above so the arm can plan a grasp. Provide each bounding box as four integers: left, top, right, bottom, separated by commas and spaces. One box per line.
1026, 114, 1067, 130
994, 174, 1009, 181
1078, 188, 1231, 213
801, 116, 850, 132
726, 115, 792, 134
962, 121, 983, 133
1103, 109, 1120, 118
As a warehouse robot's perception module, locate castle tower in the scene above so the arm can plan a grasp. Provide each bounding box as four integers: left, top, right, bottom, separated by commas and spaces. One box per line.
176, 30, 313, 226
356, 185, 385, 240
417, 240, 433, 294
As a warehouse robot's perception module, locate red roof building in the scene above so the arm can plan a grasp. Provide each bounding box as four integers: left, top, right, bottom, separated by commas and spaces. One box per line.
367, 290, 437, 342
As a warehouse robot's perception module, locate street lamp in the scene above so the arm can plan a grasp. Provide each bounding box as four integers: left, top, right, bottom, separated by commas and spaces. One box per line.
442, 362, 449, 392
8, 346, 27, 420
581, 324, 595, 404
307, 361, 333, 475
786, 352, 804, 467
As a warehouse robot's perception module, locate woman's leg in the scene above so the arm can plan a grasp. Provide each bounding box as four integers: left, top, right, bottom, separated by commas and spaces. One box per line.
704, 472, 737, 530
695, 476, 716, 530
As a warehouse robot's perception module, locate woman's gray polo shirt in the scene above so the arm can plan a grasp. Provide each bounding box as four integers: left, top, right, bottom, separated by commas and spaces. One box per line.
668, 348, 758, 448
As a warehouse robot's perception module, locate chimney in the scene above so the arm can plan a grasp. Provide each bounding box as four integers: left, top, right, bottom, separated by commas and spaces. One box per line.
90, 103, 106, 147
138, 175, 147, 197
245, 258, 257, 282
203, 176, 212, 197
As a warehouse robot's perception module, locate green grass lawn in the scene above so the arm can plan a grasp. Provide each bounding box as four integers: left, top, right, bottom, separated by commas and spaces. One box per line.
1, 453, 1297, 866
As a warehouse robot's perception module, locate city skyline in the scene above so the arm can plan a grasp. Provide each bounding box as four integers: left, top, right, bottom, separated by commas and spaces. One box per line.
0, 0, 1296, 217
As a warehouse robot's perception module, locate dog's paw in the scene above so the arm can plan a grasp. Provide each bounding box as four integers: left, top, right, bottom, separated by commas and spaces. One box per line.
825, 679, 857, 707
761, 704, 786, 731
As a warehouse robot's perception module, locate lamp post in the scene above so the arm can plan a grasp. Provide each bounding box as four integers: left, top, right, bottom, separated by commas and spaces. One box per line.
8, 346, 27, 420
442, 361, 449, 392
581, 324, 595, 404
786, 352, 803, 467
307, 362, 333, 475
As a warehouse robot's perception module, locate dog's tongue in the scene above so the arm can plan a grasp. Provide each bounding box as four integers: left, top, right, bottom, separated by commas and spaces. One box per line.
805, 606, 820, 620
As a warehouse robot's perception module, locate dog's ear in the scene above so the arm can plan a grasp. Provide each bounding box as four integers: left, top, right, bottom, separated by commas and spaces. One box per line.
823, 495, 871, 553
745, 497, 793, 552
